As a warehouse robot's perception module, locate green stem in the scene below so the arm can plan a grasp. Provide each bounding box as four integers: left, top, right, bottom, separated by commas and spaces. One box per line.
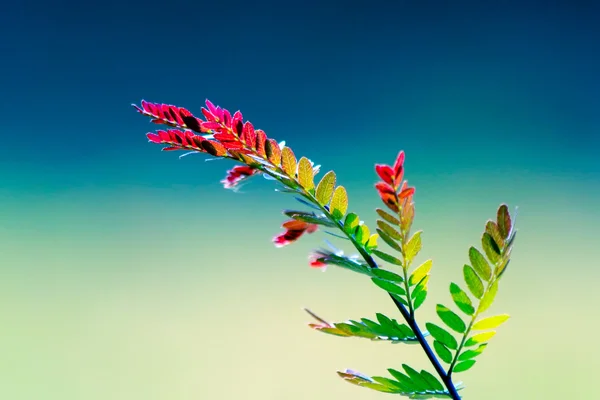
249, 162, 461, 399
447, 276, 497, 379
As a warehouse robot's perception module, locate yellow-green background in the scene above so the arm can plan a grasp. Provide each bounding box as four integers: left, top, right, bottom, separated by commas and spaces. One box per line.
2, 1, 599, 399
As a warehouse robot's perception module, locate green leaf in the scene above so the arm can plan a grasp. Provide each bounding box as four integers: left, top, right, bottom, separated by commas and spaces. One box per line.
376, 208, 400, 226
355, 224, 370, 245
436, 304, 466, 333
468, 247, 492, 282
473, 314, 510, 330
433, 340, 453, 363
330, 186, 348, 219
465, 331, 497, 347
477, 279, 498, 313
497, 204, 511, 239
392, 293, 409, 306
403, 230, 422, 263
376, 228, 403, 252
411, 275, 429, 300
366, 233, 379, 250
425, 323, 458, 350
371, 269, 404, 283
372, 249, 403, 266
453, 360, 476, 373
482, 232, 501, 264
458, 344, 487, 361
377, 220, 402, 241
419, 370, 445, 392
387, 369, 416, 390
297, 157, 314, 191
372, 278, 406, 296
315, 171, 336, 206
413, 291, 427, 310
449, 283, 475, 315
463, 265, 484, 299
409, 259, 433, 286
402, 364, 430, 391
280, 146, 297, 176
344, 213, 360, 234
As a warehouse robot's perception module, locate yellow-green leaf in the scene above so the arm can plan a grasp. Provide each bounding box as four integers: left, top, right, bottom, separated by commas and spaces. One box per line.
477, 279, 498, 313
315, 171, 336, 206
465, 331, 496, 347
403, 231, 422, 263
355, 224, 370, 245
449, 283, 475, 315
297, 157, 314, 190
472, 314, 510, 330
463, 265, 484, 299
344, 213, 360, 234
469, 247, 492, 282
280, 147, 297, 176
330, 186, 348, 219
409, 259, 432, 285
366, 233, 379, 250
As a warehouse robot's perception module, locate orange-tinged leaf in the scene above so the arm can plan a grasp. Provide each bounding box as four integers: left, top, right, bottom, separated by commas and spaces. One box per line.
330, 186, 348, 219
281, 147, 297, 177
497, 204, 511, 239
315, 171, 336, 206
486, 221, 504, 249
376, 208, 400, 226
265, 139, 282, 165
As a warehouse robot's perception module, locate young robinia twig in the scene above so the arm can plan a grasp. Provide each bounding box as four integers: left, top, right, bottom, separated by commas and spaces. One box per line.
133, 99, 517, 399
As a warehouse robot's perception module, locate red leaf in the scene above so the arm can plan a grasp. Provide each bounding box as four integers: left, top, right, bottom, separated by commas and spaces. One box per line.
146, 133, 162, 143
255, 129, 267, 157
161, 146, 183, 151
393, 151, 405, 176
375, 164, 394, 185
242, 121, 256, 149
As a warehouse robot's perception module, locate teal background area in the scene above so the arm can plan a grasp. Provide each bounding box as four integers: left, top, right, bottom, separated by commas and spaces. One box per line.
1, 1, 599, 399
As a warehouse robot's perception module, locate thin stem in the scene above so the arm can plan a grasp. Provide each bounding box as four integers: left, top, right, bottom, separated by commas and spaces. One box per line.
238, 156, 461, 398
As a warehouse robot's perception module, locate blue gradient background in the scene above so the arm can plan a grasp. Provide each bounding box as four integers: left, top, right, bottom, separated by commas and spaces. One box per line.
1, 1, 599, 399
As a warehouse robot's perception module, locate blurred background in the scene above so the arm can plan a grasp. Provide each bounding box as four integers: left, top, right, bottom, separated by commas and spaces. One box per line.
1, 0, 599, 399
